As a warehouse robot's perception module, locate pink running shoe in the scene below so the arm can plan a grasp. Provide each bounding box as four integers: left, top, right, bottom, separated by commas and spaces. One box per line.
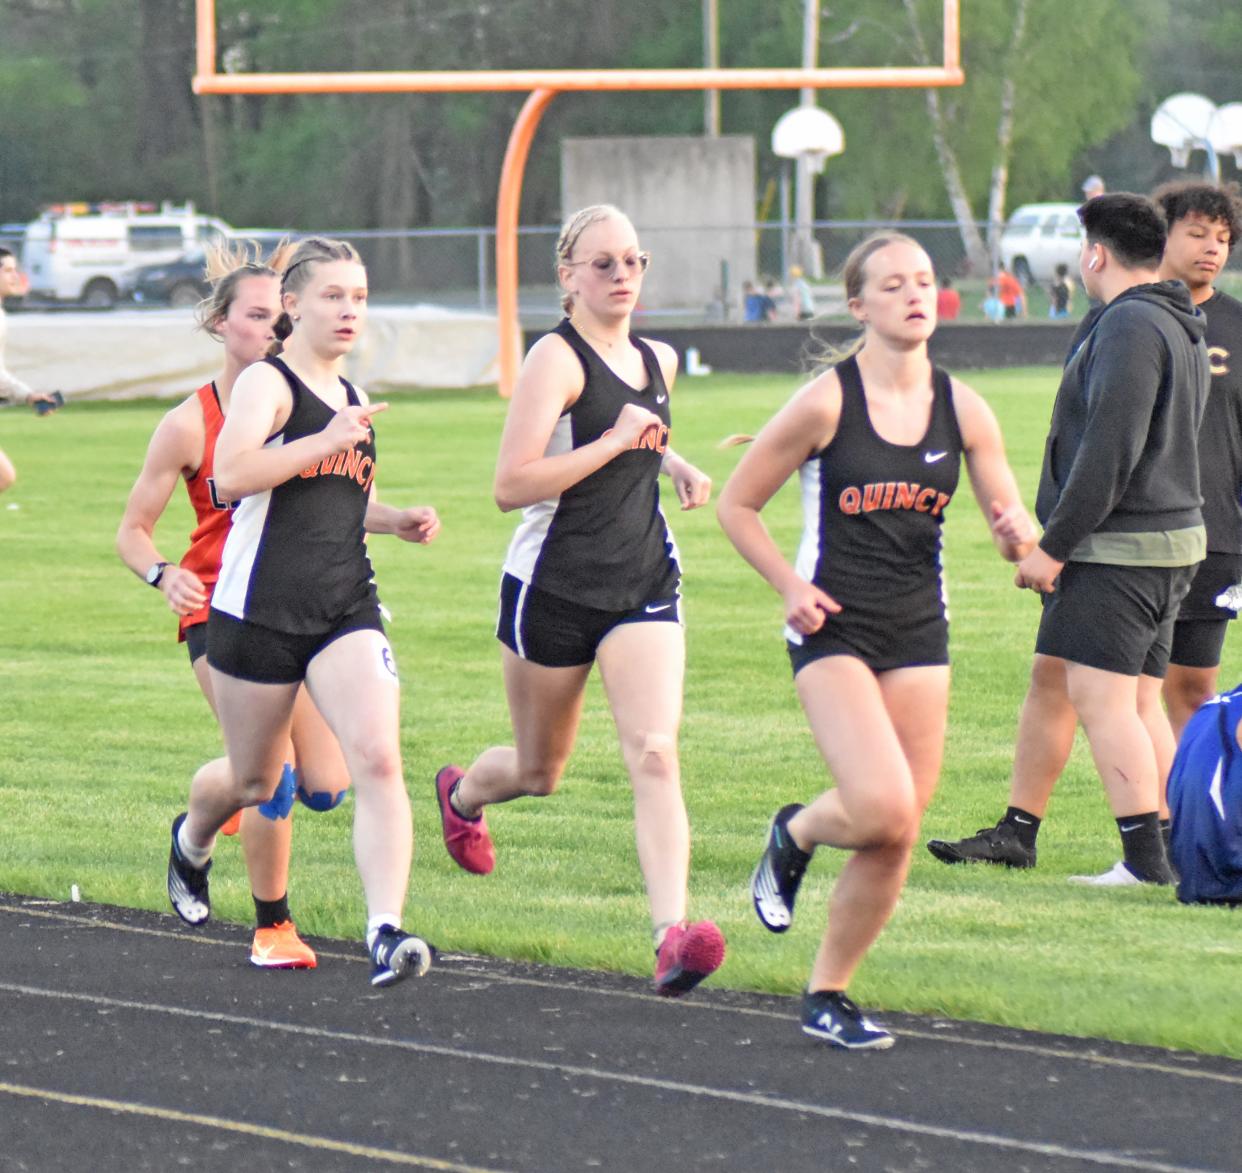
435, 765, 495, 875
653, 920, 726, 997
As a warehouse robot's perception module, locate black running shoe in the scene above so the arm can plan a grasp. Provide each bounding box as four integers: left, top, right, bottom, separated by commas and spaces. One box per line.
926, 820, 1036, 868
167, 812, 211, 925
801, 989, 895, 1050
751, 803, 811, 932
369, 926, 433, 988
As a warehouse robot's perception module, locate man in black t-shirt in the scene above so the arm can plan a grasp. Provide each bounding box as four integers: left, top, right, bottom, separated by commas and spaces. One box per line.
1152, 184, 1242, 737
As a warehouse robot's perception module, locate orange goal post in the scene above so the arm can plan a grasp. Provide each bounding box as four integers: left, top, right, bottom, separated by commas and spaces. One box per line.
193, 0, 962, 396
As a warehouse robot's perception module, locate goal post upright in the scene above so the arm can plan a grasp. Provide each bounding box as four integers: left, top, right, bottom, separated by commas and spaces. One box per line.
193, 0, 962, 395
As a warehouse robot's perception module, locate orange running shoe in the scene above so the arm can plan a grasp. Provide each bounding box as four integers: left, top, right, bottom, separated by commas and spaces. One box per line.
249, 921, 317, 969
220, 810, 242, 837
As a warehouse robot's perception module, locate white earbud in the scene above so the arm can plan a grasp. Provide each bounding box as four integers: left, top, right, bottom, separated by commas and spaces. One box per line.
1087, 257, 1099, 271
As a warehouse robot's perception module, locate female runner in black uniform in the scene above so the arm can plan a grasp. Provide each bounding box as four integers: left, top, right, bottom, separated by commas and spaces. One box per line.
166, 237, 442, 988
436, 205, 725, 996
120, 242, 352, 970
718, 232, 1035, 1047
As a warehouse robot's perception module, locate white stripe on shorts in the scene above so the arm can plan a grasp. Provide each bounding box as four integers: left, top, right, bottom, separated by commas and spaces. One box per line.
513, 579, 530, 659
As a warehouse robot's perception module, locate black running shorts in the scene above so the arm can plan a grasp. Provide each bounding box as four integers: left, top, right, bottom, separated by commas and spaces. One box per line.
496, 572, 681, 668
1168, 552, 1242, 669
184, 621, 208, 666
787, 600, 949, 677
207, 603, 387, 685
1035, 561, 1197, 678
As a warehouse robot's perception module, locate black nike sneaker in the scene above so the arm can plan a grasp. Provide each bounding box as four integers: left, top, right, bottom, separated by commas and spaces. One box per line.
926, 820, 1036, 868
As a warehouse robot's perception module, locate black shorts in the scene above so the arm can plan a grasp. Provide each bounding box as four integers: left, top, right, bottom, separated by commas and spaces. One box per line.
1170, 552, 1242, 669
1035, 561, 1197, 678
787, 601, 949, 677
496, 572, 681, 669
207, 604, 387, 685
184, 622, 208, 666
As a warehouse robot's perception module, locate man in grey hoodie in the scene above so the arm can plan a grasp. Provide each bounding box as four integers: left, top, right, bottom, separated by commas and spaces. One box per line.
937, 194, 1210, 885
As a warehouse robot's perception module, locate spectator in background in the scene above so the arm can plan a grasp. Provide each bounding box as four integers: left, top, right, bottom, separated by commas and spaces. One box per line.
0, 247, 60, 494
936, 276, 961, 321
1049, 263, 1074, 319
1082, 174, 1106, 201
743, 280, 776, 323
991, 262, 1024, 320
788, 265, 816, 320
764, 275, 786, 319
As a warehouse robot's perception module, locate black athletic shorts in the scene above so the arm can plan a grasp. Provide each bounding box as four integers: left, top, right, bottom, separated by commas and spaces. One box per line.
1035, 561, 1197, 678
787, 598, 949, 677
184, 621, 208, 665
1170, 552, 1242, 669
496, 572, 681, 669
207, 603, 387, 685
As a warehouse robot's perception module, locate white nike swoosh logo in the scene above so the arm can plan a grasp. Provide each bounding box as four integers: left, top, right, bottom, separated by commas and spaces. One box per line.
1118, 821, 1144, 833
644, 603, 673, 613
656, 394, 667, 404
1012, 816, 1032, 824
924, 451, 948, 463
1210, 756, 1225, 819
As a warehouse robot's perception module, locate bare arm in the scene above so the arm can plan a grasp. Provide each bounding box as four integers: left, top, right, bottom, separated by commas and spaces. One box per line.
492, 333, 661, 512
365, 494, 441, 544
716, 373, 843, 634
115, 398, 209, 615
0, 318, 34, 404
213, 362, 385, 501
953, 378, 1038, 562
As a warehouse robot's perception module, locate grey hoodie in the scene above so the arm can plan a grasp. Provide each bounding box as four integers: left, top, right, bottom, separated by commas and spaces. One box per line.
1036, 280, 1210, 566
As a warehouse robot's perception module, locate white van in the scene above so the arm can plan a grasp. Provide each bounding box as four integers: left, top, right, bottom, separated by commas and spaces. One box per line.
21, 201, 232, 307
999, 202, 1085, 286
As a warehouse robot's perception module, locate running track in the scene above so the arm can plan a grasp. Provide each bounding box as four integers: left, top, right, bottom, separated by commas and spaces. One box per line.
1, 893, 1238, 1172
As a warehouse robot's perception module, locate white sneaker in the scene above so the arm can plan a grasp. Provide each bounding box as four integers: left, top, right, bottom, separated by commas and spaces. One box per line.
1068, 860, 1142, 887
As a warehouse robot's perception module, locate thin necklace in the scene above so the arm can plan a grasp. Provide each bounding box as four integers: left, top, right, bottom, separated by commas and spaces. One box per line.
569, 317, 627, 352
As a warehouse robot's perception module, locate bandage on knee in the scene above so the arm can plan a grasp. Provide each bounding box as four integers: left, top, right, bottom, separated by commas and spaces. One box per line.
258, 762, 297, 821
296, 782, 348, 812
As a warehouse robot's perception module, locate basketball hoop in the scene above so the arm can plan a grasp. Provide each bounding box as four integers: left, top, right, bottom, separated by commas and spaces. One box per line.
1151, 92, 1217, 171
1209, 103, 1242, 169
771, 106, 845, 166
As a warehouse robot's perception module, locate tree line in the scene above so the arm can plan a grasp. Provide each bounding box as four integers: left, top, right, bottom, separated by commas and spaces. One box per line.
1, 0, 1238, 272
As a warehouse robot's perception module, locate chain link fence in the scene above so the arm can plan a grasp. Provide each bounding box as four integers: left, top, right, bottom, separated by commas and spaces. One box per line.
306, 220, 996, 325
7, 219, 1240, 325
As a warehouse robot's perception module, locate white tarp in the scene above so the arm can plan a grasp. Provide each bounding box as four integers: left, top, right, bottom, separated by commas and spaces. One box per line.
5, 305, 503, 398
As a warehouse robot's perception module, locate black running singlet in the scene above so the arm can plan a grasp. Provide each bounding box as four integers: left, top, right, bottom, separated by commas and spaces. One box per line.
790, 354, 962, 632
213, 355, 379, 633
502, 319, 680, 611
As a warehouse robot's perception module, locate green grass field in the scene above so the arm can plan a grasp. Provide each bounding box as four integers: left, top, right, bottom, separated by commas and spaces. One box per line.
3, 367, 1241, 1058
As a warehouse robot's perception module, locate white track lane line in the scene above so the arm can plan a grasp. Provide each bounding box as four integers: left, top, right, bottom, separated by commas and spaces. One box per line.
0, 1079, 505, 1171
0, 981, 1223, 1173
3, 901, 1239, 1089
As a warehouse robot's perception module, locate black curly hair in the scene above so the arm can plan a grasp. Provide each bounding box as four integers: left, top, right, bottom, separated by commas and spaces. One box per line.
1151, 180, 1242, 244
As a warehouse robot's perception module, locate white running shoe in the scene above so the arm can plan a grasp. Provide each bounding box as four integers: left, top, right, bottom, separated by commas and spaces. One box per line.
1068, 860, 1142, 887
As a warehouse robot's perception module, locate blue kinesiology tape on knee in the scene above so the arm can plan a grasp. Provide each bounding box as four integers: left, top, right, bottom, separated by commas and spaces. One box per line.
296, 782, 348, 813
258, 762, 297, 821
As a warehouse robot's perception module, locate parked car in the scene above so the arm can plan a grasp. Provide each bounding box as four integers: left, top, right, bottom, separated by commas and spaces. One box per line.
999, 203, 1084, 286
22, 201, 230, 307
128, 249, 210, 308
